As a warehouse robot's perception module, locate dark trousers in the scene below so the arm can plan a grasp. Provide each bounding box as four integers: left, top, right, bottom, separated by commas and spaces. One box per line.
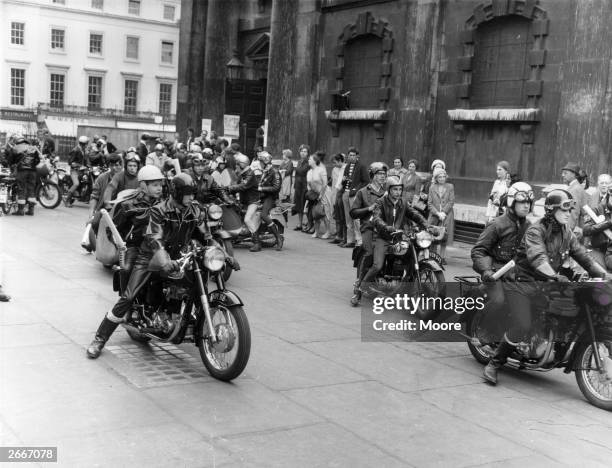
261, 196, 275, 225
502, 284, 535, 343
106, 252, 151, 323
356, 230, 374, 283
362, 237, 387, 284
15, 170, 37, 203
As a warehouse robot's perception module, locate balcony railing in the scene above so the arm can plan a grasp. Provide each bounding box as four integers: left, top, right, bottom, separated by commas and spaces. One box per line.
37, 102, 176, 123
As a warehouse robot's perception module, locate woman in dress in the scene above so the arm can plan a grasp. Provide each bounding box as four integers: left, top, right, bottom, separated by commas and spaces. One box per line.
279, 149, 294, 203
292, 144, 310, 231
306, 152, 333, 239
486, 161, 510, 222
428, 167, 455, 263
388, 157, 408, 179
401, 159, 422, 205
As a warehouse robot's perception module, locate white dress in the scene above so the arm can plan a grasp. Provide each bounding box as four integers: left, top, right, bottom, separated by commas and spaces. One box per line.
486, 178, 508, 219
307, 165, 333, 221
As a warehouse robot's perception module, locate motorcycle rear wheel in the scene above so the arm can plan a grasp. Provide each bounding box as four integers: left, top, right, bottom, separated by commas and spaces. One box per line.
37, 183, 61, 209
575, 341, 612, 411
198, 303, 250, 381
466, 309, 496, 365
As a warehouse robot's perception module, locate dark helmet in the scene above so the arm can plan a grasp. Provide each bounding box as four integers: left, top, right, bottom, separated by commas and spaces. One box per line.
369, 162, 389, 179
544, 189, 575, 214
171, 173, 197, 200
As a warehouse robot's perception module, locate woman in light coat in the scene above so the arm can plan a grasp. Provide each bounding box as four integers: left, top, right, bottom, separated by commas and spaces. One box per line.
306, 152, 332, 239
486, 161, 510, 221
428, 168, 455, 262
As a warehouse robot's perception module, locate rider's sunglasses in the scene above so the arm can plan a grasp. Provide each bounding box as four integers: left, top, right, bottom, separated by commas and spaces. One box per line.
513, 191, 534, 203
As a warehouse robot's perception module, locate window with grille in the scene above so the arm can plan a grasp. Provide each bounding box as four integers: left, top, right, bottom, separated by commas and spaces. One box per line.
88, 76, 102, 110
163, 4, 175, 20
89, 33, 103, 55
51, 28, 65, 50
50, 73, 65, 109
126, 36, 139, 59
92, 0, 103, 9
161, 41, 173, 64
128, 0, 140, 15
11, 22, 24, 45
10, 68, 25, 106
471, 16, 533, 108
124, 80, 138, 113
159, 83, 172, 115
342, 34, 382, 109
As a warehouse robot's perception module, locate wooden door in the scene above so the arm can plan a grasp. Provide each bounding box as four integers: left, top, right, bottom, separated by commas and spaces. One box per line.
225, 79, 267, 158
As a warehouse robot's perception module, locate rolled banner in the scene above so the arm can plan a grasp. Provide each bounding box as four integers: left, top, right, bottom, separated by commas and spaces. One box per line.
81, 223, 92, 247
99, 209, 126, 251
492, 259, 515, 281
583, 204, 612, 241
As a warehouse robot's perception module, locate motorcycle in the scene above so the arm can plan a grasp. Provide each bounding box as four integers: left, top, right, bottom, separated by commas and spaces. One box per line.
202, 201, 242, 282
112, 213, 251, 381
351, 226, 446, 311
58, 165, 105, 205
457, 268, 612, 411
0, 166, 19, 215
35, 156, 62, 209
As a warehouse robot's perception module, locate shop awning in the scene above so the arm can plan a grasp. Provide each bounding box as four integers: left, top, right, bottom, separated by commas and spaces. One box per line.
0, 119, 38, 136
116, 121, 176, 133
44, 117, 79, 137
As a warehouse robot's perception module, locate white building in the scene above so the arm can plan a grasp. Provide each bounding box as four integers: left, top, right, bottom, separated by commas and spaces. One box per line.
1, 0, 179, 147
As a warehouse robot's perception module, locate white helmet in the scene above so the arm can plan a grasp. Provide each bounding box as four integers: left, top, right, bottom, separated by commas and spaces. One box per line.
78, 135, 90, 144
506, 182, 534, 208
235, 153, 250, 167
137, 165, 164, 182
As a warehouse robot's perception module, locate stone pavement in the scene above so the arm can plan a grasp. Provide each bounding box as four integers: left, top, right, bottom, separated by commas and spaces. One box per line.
1, 205, 611, 467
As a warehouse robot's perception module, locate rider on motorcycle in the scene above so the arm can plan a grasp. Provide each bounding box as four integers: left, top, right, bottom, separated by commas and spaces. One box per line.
103, 152, 141, 207
226, 154, 262, 252
483, 189, 612, 385
86, 166, 165, 359
350, 162, 388, 304
471, 182, 534, 309
360, 176, 429, 297
6, 136, 40, 216
187, 154, 228, 205
582, 186, 612, 271
65, 135, 90, 207
257, 151, 283, 251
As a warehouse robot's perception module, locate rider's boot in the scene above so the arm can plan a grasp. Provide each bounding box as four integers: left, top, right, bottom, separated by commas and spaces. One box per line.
268, 223, 283, 251
25, 202, 35, 216
350, 280, 362, 307
12, 203, 25, 216
483, 340, 514, 385
249, 233, 262, 252
86, 317, 119, 359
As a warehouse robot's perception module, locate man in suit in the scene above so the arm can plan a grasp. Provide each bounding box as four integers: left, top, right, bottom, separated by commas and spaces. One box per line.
561, 162, 587, 237
589, 174, 612, 209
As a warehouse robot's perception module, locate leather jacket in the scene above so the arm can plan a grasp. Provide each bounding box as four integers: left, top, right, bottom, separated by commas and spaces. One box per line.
583, 200, 612, 251
145, 198, 205, 258
68, 145, 86, 168
471, 211, 528, 275
228, 168, 259, 205
112, 189, 159, 248
258, 166, 281, 200
514, 217, 606, 280
350, 183, 386, 232
13, 147, 40, 171
187, 168, 227, 205
371, 195, 428, 240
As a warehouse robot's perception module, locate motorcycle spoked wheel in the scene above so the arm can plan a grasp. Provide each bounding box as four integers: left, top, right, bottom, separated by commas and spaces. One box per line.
198, 303, 251, 381
575, 340, 612, 411
465, 308, 498, 365
411, 266, 447, 320
36, 183, 61, 209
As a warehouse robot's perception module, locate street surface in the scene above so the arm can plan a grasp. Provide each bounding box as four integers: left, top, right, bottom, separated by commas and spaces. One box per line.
1, 204, 612, 467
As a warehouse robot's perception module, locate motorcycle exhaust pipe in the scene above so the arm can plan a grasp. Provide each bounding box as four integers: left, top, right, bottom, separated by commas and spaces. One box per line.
123, 323, 158, 340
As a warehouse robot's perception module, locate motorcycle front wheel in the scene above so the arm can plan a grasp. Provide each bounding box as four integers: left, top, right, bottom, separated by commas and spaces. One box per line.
575, 340, 612, 411
36, 183, 61, 209
198, 303, 250, 381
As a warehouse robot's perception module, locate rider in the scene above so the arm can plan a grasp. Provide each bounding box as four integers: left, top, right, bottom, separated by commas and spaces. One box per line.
65, 135, 89, 207
103, 152, 141, 207
360, 176, 429, 296
349, 162, 388, 305
582, 185, 612, 270
483, 189, 612, 385
227, 154, 262, 252
8, 136, 40, 216
471, 182, 534, 308
86, 165, 165, 359
257, 151, 283, 251
187, 153, 228, 205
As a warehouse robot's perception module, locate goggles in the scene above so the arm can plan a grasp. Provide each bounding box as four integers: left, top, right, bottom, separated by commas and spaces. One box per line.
125, 154, 141, 163
548, 199, 576, 211
513, 190, 534, 203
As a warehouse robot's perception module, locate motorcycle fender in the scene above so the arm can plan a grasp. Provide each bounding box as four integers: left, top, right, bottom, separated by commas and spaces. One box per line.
215, 229, 233, 240
208, 289, 244, 307
419, 259, 444, 272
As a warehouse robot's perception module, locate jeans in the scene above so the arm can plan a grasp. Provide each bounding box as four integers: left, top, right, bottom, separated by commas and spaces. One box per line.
342, 191, 361, 245
361, 237, 387, 284
244, 203, 261, 234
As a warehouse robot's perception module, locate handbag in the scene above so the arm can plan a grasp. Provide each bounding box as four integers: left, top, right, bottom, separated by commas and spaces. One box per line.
312, 201, 326, 220
305, 189, 319, 202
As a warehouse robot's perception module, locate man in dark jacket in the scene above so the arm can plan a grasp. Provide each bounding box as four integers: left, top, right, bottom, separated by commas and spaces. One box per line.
257, 151, 282, 251
350, 162, 388, 304
583, 188, 612, 270
186, 154, 227, 204
340, 147, 370, 248
360, 176, 428, 295
41, 130, 55, 157
136, 133, 150, 161
8, 137, 40, 216
227, 153, 261, 252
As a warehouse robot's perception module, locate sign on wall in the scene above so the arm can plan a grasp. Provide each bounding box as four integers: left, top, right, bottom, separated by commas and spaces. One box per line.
223, 114, 240, 138
201, 118, 212, 134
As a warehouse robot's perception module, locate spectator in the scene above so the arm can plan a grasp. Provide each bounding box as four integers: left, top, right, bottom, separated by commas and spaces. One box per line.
330, 153, 346, 244
401, 159, 422, 206
279, 149, 294, 203
341, 147, 369, 248
100, 135, 116, 154
590, 174, 612, 208
136, 133, 150, 160
146, 143, 170, 170
428, 167, 455, 263
561, 162, 587, 235
306, 151, 332, 239
388, 157, 408, 179
292, 144, 310, 231
486, 161, 510, 222
186, 128, 195, 149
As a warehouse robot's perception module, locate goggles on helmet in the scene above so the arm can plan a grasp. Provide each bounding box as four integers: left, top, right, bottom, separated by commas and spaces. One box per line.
557, 199, 576, 211
513, 190, 534, 203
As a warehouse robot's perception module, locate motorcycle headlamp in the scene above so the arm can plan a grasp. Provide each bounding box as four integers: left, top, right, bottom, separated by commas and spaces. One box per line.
208, 204, 223, 220
392, 241, 410, 256
203, 246, 226, 271
416, 230, 433, 249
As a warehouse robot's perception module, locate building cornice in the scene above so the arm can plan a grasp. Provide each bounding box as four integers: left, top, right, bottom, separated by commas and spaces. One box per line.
4, 0, 179, 29
155, 75, 177, 81
45, 63, 70, 70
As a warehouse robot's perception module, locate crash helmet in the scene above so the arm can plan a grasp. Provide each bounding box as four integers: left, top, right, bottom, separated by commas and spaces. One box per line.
544, 189, 575, 214
154, 143, 164, 152
369, 162, 389, 179
172, 173, 197, 199
78, 135, 90, 144
137, 165, 164, 183
258, 151, 273, 165
506, 182, 535, 209
385, 175, 403, 192
235, 153, 250, 167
